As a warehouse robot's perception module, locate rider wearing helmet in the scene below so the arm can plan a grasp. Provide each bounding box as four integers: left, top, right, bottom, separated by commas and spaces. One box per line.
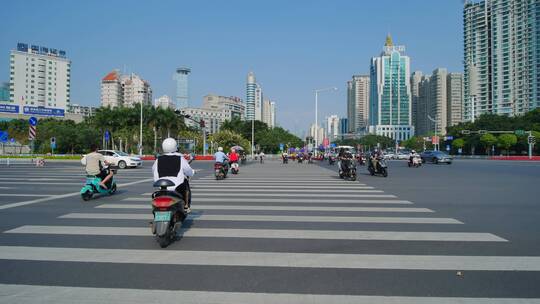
214, 146, 229, 171
152, 138, 194, 213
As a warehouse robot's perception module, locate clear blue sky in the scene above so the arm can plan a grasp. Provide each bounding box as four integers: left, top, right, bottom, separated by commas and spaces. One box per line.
0, 0, 464, 136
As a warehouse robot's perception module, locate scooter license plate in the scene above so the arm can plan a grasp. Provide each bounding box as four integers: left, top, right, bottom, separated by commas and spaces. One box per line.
154, 211, 171, 222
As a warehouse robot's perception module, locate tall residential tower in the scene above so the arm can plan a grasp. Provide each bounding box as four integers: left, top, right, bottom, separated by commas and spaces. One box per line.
463, 0, 540, 120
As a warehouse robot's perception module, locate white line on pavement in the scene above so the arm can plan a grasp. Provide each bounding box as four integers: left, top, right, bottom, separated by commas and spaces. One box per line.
5, 225, 506, 242
0, 178, 153, 211
192, 193, 396, 198
59, 213, 462, 224
133, 197, 413, 204
0, 194, 53, 197
0, 246, 535, 271
187, 189, 383, 193
2, 284, 537, 304
96, 204, 432, 213
191, 185, 374, 189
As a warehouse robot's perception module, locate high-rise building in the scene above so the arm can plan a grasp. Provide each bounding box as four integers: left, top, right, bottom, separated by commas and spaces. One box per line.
463, 0, 540, 120
270, 101, 276, 127
255, 84, 263, 121
309, 123, 324, 146
410, 71, 423, 129
346, 75, 370, 133
173, 67, 190, 109
101, 70, 123, 108
245, 72, 264, 121
121, 73, 152, 107
415, 70, 464, 136
154, 95, 175, 110
9, 43, 70, 117
262, 99, 276, 128
246, 72, 256, 120
326, 115, 340, 141
339, 118, 349, 139
203, 94, 245, 120
416, 75, 431, 136
179, 107, 232, 134
447, 73, 464, 126
68, 104, 97, 117
368, 35, 414, 140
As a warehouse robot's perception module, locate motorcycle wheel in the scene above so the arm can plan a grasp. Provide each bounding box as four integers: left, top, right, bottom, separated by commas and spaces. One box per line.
158, 233, 170, 248
382, 168, 388, 177
369, 168, 375, 176
81, 191, 93, 201
109, 183, 117, 195
350, 173, 357, 181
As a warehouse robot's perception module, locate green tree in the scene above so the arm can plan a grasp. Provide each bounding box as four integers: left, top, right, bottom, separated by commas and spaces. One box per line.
497, 134, 517, 156
210, 130, 251, 154
452, 138, 465, 154
480, 133, 497, 155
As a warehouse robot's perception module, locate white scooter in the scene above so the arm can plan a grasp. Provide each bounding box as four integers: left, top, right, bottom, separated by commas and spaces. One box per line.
408, 155, 422, 168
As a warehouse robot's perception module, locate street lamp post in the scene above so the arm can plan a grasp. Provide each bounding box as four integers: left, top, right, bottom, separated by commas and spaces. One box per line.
137, 90, 147, 156
314, 87, 337, 156
427, 114, 438, 151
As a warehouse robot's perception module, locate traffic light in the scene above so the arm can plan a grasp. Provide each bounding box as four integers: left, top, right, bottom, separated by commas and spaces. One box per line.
205, 132, 210, 140
199, 119, 205, 128
528, 136, 536, 144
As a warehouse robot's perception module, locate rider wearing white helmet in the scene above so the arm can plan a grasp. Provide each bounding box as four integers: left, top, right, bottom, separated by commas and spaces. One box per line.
214, 146, 229, 167
152, 138, 194, 213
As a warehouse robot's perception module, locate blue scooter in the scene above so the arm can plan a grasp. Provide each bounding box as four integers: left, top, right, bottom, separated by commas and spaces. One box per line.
80, 167, 118, 201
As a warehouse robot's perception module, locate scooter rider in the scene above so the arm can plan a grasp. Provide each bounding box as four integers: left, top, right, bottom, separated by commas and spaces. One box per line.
337, 148, 346, 174
229, 148, 239, 166
409, 150, 418, 164
85, 144, 114, 189
215, 147, 229, 171
152, 138, 194, 213
370, 148, 383, 172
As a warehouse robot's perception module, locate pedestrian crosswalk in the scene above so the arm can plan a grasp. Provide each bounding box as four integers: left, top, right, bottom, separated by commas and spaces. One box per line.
0, 160, 538, 302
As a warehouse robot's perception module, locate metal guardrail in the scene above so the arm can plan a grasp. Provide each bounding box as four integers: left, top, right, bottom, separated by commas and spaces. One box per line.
0, 158, 45, 166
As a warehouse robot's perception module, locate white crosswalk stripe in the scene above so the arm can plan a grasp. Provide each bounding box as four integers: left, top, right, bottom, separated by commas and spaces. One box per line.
0, 161, 536, 302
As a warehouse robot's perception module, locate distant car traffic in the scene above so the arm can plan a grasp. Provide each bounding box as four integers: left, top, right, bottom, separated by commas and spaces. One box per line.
420, 150, 453, 164
98, 150, 142, 169
396, 149, 411, 160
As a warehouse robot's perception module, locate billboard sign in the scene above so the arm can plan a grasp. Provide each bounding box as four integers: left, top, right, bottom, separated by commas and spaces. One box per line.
0, 104, 19, 114
23, 106, 65, 117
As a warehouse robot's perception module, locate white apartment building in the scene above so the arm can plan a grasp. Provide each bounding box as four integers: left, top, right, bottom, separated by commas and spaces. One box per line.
326, 115, 340, 141
203, 94, 245, 120
68, 103, 97, 117
262, 99, 276, 128
121, 74, 152, 107
179, 107, 232, 134
154, 95, 175, 110
9, 43, 70, 117
346, 75, 369, 133
254, 84, 263, 121
101, 70, 123, 108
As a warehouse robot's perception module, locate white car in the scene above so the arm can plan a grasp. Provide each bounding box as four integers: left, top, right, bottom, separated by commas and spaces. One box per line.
98, 150, 142, 169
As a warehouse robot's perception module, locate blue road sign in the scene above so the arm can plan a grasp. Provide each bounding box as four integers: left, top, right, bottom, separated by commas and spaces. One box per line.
10, 138, 15, 143
104, 130, 110, 141
29, 116, 38, 126
51, 142, 56, 150
330, 143, 336, 148
446, 145, 451, 151
0, 131, 8, 143
444, 136, 454, 141
279, 143, 284, 150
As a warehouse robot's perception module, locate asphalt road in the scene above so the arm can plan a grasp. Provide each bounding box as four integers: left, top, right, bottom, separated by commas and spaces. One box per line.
0, 158, 539, 303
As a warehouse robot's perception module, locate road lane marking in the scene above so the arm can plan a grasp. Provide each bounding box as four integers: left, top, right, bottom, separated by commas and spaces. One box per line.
96, 204, 432, 213
2, 284, 538, 304
133, 197, 413, 204
191, 193, 396, 198
0, 194, 53, 197
0, 178, 153, 211
190, 185, 374, 189
59, 213, 462, 224
187, 189, 383, 193
5, 225, 506, 242
0, 246, 536, 270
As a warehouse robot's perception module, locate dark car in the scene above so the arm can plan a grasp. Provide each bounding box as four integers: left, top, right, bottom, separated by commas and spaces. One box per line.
420, 150, 453, 164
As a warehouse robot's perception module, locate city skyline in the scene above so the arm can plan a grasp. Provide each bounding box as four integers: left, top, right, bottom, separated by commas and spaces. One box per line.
0, 0, 464, 135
